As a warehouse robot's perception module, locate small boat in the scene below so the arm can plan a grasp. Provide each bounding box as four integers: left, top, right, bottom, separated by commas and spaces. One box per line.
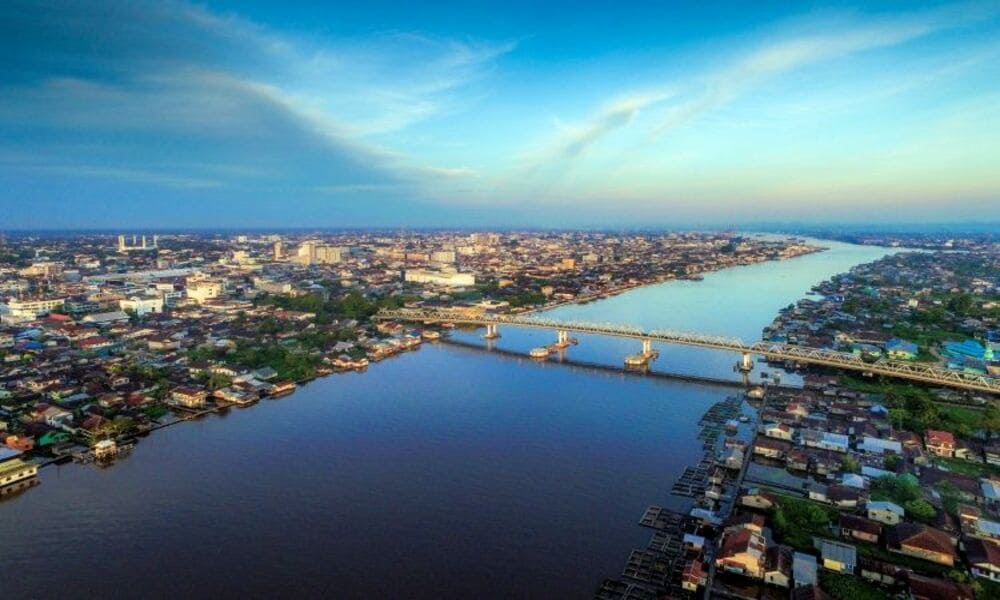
421, 330, 441, 341
624, 354, 648, 368
738, 415, 750, 423
529, 347, 550, 359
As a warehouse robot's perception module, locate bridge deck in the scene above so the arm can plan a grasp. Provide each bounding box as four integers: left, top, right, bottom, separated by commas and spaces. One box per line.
374, 309, 1000, 395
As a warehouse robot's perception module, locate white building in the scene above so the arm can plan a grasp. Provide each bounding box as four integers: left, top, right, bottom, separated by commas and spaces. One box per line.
431, 250, 456, 264
120, 294, 165, 316
19, 262, 63, 278
857, 437, 902, 455
117, 234, 158, 252
0, 451, 38, 488
404, 269, 475, 287
296, 241, 343, 265
2, 297, 66, 320
253, 278, 293, 294
186, 280, 224, 304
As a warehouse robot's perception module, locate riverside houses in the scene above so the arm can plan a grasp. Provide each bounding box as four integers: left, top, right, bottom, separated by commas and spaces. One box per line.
887, 523, 957, 566
171, 387, 208, 409
965, 537, 1000, 581
0, 448, 38, 488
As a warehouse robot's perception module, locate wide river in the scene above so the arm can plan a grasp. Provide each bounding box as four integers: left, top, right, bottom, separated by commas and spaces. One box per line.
0, 239, 896, 598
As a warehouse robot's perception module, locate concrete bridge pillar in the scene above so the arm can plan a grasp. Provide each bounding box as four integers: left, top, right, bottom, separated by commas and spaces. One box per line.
483, 323, 500, 339
738, 352, 753, 373
556, 330, 569, 347
642, 339, 653, 356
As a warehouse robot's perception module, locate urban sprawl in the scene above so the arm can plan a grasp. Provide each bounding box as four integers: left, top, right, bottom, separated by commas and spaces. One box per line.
1, 231, 999, 600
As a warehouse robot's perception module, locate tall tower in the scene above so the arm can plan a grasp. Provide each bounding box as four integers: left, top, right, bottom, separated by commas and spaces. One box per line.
273, 241, 284, 261
118, 235, 126, 252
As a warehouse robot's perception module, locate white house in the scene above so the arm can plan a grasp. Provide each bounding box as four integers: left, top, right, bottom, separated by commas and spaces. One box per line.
120, 294, 164, 316
867, 501, 904, 525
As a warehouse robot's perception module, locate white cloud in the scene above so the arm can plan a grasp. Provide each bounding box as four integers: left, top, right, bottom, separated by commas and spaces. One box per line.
0, 0, 512, 197
499, 1, 1000, 203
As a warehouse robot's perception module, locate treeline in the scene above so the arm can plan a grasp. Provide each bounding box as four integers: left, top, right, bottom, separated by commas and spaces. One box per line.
843, 376, 1000, 437
254, 290, 417, 324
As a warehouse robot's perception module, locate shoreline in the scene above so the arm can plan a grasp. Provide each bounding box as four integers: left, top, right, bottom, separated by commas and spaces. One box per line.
16, 241, 867, 484
21, 243, 830, 476
517, 244, 828, 316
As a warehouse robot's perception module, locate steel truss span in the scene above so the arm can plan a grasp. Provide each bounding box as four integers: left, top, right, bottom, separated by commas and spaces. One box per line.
374, 309, 1000, 395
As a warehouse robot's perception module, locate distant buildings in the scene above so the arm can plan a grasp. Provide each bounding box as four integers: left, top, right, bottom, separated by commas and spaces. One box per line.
117, 234, 158, 252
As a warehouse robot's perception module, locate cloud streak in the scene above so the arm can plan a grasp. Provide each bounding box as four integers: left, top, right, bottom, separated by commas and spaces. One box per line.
560, 91, 675, 157
0, 0, 511, 197
522, 2, 997, 164
651, 12, 953, 138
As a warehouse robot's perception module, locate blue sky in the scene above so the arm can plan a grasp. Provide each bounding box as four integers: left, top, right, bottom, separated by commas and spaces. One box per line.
1, 0, 998, 229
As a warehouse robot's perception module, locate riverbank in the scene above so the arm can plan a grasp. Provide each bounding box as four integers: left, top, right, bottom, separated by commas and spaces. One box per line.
12, 242, 838, 479
518, 243, 827, 316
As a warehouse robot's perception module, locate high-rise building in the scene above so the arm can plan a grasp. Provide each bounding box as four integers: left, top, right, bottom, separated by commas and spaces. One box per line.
117, 234, 158, 253
186, 280, 224, 304
273, 241, 285, 261
315, 245, 343, 264
431, 250, 456, 264
296, 241, 342, 265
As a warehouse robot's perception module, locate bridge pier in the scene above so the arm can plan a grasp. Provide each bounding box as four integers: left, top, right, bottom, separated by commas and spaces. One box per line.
555, 330, 570, 348
373, 309, 1000, 395
738, 351, 753, 373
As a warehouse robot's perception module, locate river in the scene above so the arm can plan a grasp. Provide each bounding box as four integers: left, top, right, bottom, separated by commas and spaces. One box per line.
0, 238, 896, 598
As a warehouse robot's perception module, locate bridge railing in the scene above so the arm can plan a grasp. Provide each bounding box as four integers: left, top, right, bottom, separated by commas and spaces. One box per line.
751, 341, 997, 388
375, 309, 999, 394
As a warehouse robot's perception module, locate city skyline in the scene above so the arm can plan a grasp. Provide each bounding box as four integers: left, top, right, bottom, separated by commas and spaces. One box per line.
3, 0, 1000, 228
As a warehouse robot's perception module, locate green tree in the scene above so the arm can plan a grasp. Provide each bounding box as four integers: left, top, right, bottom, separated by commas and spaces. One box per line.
934, 481, 961, 515
870, 474, 921, 504
883, 454, 902, 471
903, 499, 936, 523
948, 293, 974, 316
841, 456, 860, 473
199, 372, 232, 391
